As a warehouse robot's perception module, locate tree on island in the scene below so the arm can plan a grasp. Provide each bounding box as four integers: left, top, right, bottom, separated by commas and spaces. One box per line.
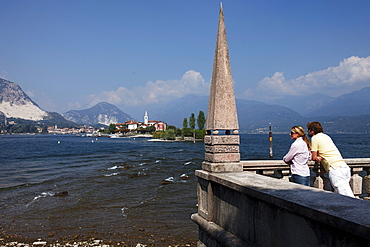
180, 112, 206, 139
107, 124, 117, 134
189, 113, 196, 129
197, 111, 205, 130
183, 118, 188, 128
150, 111, 207, 140
146, 125, 156, 133
152, 125, 179, 140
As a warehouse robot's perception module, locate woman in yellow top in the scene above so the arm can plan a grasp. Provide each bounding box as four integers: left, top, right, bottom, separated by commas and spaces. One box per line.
307, 121, 354, 197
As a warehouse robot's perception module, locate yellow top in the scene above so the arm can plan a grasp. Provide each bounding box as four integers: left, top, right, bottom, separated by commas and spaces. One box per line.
311, 133, 344, 172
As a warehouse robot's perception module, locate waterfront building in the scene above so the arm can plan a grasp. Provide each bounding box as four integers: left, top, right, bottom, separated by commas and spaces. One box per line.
116, 111, 167, 132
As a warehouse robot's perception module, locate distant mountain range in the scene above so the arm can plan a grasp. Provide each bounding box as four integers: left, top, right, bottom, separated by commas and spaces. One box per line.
0, 78, 75, 126
305, 87, 370, 117
1, 77, 369, 133
153, 95, 302, 131
0, 79, 135, 127
270, 93, 335, 116
153, 87, 370, 133
62, 102, 134, 126
153, 95, 305, 132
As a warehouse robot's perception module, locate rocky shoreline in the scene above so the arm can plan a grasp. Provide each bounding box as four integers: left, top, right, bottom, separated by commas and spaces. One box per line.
0, 238, 124, 247
0, 238, 193, 247
0, 228, 195, 247
0, 231, 195, 247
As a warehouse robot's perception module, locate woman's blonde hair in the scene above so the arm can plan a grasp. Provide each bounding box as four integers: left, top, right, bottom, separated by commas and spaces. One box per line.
292, 126, 311, 150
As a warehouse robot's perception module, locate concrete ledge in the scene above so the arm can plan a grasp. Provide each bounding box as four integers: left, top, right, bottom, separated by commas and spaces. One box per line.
211, 171, 370, 239
202, 161, 243, 173
191, 213, 251, 247
195, 170, 370, 246
241, 158, 370, 170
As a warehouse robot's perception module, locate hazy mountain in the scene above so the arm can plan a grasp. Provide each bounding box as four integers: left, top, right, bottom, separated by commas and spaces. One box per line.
63, 102, 134, 126
153, 94, 208, 127
308, 114, 370, 133
153, 94, 306, 132
0, 78, 49, 120
305, 87, 370, 117
271, 93, 334, 115
237, 102, 305, 132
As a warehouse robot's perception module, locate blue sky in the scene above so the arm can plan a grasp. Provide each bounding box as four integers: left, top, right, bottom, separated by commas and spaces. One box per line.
1, 0, 370, 119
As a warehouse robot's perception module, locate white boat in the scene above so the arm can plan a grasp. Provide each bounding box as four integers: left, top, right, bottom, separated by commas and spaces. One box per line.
109, 133, 124, 138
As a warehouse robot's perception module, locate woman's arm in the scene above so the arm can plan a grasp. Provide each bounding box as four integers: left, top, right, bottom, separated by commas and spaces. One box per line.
283, 144, 297, 164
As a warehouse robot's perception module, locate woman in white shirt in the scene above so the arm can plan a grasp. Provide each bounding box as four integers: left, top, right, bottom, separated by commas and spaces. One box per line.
283, 126, 311, 186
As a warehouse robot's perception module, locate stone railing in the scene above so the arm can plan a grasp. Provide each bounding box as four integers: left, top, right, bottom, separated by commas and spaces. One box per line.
193, 169, 370, 246
242, 158, 370, 198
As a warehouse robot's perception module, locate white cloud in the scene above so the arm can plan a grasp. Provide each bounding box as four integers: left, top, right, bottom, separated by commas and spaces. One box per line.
86, 70, 209, 107
250, 56, 370, 99
87, 86, 138, 107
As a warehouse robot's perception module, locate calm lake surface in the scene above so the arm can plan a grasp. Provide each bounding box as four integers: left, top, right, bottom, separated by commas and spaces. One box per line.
1, 134, 369, 245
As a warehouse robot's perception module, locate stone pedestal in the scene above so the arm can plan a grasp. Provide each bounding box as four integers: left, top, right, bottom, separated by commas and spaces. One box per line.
313, 163, 325, 190
363, 167, 370, 197
350, 167, 363, 197
313, 175, 324, 189
203, 135, 242, 172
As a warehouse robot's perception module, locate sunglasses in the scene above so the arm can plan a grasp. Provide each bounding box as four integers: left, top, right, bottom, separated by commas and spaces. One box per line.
290, 131, 298, 135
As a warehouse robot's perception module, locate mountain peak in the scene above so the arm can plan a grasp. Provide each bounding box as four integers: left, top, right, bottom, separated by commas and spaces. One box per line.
306, 87, 370, 117
0, 78, 48, 120
62, 102, 134, 126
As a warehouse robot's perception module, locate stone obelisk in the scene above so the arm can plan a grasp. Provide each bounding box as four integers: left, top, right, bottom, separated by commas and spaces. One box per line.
203, 3, 242, 173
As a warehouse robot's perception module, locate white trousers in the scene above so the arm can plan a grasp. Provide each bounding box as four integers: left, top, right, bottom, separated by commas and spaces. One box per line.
329, 165, 355, 198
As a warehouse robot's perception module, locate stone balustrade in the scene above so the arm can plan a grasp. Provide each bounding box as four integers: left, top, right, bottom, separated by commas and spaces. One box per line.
242, 158, 370, 198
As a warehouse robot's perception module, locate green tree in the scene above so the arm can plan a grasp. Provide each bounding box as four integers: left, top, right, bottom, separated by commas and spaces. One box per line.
189, 113, 196, 129
182, 118, 188, 128
152, 129, 176, 140
107, 124, 117, 134
166, 125, 182, 136
167, 125, 177, 131
146, 125, 156, 133
194, 129, 206, 139
181, 127, 193, 137
163, 129, 176, 140
197, 111, 206, 130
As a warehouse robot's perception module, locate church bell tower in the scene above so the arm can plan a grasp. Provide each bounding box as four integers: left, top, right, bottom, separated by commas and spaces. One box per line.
144, 111, 149, 125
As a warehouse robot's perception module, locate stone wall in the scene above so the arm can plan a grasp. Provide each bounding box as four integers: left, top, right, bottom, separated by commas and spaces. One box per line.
192, 170, 370, 247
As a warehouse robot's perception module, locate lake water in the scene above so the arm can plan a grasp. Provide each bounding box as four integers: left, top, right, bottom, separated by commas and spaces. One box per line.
1, 134, 369, 245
